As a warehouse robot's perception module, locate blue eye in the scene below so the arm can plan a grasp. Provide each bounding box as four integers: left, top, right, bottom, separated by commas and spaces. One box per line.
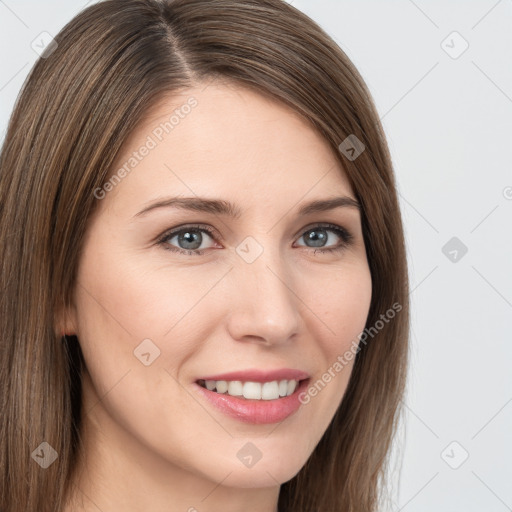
295, 224, 353, 254
157, 224, 217, 256
157, 223, 353, 256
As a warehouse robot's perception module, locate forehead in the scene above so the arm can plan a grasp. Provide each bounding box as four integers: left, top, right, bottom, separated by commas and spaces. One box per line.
99, 82, 354, 215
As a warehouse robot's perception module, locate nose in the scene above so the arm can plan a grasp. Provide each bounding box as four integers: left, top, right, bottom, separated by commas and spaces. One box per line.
225, 245, 301, 347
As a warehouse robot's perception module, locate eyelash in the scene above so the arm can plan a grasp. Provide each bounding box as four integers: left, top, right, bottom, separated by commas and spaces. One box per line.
156, 223, 353, 257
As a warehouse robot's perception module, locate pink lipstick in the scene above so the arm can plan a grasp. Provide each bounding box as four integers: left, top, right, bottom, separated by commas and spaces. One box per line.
193, 368, 310, 424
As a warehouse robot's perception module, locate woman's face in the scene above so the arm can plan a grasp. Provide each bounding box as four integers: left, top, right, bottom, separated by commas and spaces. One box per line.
65, 81, 372, 490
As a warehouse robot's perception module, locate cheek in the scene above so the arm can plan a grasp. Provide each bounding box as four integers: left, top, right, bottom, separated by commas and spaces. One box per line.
309, 260, 372, 357
73, 242, 224, 360
302, 262, 371, 392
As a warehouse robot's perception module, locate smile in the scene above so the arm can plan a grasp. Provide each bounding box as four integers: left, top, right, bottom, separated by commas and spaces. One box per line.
194, 369, 311, 424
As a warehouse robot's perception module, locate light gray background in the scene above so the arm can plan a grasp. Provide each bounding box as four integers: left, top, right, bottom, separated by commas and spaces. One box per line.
1, 1, 511, 510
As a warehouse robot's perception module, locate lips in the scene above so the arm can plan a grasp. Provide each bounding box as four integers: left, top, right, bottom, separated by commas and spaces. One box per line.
198, 369, 310, 382
193, 368, 311, 424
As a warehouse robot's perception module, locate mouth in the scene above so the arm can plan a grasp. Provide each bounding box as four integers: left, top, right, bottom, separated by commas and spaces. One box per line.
193, 369, 311, 424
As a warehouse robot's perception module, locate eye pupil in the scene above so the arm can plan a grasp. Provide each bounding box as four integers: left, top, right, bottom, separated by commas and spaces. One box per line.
305, 229, 327, 248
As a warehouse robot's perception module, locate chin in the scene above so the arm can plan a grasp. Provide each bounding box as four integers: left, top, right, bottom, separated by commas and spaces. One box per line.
206, 444, 309, 488
220, 463, 302, 488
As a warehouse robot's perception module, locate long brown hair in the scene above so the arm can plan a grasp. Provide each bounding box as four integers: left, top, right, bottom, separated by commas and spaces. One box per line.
0, 1, 409, 510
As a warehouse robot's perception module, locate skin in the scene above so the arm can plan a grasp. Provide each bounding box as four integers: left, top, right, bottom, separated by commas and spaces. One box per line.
59, 80, 372, 512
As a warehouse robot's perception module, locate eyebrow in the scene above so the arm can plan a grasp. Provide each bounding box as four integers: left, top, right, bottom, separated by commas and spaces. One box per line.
132, 195, 361, 220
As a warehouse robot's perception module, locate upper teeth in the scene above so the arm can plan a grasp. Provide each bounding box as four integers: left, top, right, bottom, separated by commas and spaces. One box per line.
202, 379, 298, 400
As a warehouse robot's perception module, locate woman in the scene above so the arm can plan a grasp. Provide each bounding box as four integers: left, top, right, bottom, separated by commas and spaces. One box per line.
0, 0, 409, 510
